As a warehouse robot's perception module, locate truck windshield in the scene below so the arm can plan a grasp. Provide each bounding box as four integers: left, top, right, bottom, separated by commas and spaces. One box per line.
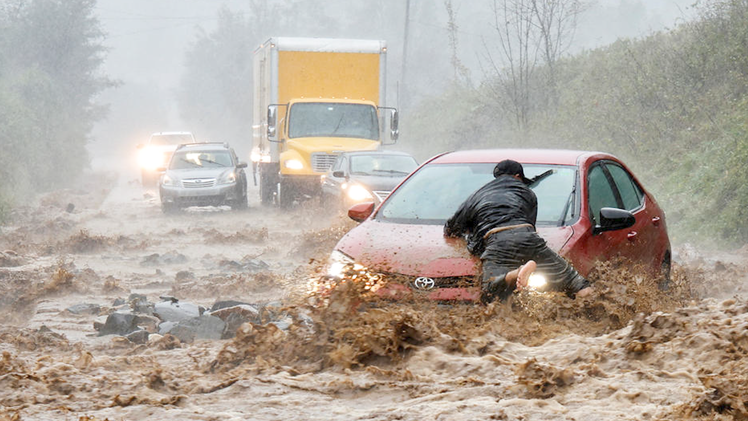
288, 103, 379, 140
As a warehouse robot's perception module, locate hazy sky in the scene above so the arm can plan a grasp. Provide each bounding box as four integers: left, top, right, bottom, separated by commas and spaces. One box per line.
94, 0, 697, 86
89, 0, 698, 160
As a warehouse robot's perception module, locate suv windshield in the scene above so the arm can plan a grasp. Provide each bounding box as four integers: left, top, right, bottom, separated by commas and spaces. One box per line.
170, 150, 233, 170
288, 103, 379, 140
350, 155, 418, 176
377, 163, 578, 226
150, 134, 194, 146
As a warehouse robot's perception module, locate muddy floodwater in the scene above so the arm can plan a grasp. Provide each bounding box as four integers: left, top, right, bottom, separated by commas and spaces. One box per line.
1, 171, 747, 421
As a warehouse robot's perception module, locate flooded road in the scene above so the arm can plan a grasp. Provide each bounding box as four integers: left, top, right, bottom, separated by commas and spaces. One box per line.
1, 171, 747, 420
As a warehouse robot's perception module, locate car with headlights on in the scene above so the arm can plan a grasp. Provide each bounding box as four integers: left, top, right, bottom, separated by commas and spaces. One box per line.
159, 143, 248, 213
137, 131, 197, 187
321, 151, 418, 208
329, 149, 671, 301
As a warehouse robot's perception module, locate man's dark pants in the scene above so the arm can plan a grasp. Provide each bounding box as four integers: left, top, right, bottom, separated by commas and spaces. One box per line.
481, 226, 587, 302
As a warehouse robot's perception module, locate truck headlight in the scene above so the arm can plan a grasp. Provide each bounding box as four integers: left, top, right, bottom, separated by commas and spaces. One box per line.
219, 171, 236, 185
347, 184, 373, 201
284, 159, 304, 170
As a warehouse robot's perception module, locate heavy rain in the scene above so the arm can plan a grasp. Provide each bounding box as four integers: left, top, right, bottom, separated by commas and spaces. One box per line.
1, 1, 747, 420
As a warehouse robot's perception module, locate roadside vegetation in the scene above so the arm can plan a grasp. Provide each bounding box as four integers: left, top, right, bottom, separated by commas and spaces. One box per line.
0, 0, 112, 222
1, 0, 745, 249
406, 0, 748, 248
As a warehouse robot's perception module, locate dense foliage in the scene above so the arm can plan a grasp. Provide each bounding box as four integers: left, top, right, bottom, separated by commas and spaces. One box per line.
404, 0, 748, 247
0, 0, 111, 220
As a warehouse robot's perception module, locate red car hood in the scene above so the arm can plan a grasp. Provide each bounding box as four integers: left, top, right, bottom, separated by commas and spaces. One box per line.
336, 220, 574, 278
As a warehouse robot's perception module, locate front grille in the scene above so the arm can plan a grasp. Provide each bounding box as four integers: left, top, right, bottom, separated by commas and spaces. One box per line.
182, 178, 216, 188
373, 191, 391, 202
381, 273, 476, 290
311, 153, 338, 173
416, 276, 477, 289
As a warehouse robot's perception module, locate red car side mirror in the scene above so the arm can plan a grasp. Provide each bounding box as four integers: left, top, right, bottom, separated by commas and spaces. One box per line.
348, 202, 375, 223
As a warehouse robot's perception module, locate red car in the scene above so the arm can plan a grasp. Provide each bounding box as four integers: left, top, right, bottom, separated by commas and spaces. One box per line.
329, 149, 671, 301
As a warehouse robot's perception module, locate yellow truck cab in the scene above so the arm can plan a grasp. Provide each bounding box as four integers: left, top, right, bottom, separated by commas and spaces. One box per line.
252, 37, 399, 207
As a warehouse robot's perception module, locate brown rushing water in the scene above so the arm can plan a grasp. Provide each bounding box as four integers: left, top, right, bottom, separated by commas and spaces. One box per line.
1, 172, 746, 421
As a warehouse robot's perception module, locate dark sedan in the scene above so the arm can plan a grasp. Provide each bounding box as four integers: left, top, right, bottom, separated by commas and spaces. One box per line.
321, 151, 418, 207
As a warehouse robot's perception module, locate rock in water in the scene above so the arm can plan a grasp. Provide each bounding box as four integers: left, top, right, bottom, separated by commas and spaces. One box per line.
97, 312, 139, 336
169, 315, 226, 343
66, 303, 101, 315
154, 300, 203, 322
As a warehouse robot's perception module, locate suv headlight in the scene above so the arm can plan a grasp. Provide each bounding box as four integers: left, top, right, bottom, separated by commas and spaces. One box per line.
219, 171, 236, 185
161, 174, 175, 186
347, 184, 373, 201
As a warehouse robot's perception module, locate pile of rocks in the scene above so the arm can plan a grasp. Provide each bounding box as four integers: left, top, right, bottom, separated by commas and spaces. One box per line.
82, 294, 295, 344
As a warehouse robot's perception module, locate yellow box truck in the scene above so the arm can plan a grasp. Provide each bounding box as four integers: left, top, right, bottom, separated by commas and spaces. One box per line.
252, 37, 399, 207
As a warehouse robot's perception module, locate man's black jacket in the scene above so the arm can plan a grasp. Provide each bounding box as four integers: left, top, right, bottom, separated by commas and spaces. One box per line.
444, 175, 537, 256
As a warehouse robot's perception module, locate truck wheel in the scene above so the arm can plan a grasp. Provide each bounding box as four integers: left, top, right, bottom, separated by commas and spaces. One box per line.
259, 165, 277, 205
260, 175, 274, 205
277, 180, 294, 209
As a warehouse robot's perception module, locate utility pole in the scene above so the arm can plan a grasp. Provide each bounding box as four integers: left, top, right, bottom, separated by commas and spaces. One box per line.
400, 0, 411, 110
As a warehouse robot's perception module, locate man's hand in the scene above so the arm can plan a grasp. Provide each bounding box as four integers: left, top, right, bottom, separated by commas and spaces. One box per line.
443, 224, 459, 238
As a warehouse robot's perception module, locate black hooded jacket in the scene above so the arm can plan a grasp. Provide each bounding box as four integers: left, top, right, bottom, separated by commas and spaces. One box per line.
444, 175, 537, 256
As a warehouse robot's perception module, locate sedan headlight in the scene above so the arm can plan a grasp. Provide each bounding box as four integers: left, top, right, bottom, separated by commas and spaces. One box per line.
219, 171, 236, 185
321, 250, 383, 293
284, 159, 304, 170
527, 273, 548, 290
327, 250, 360, 278
347, 184, 373, 201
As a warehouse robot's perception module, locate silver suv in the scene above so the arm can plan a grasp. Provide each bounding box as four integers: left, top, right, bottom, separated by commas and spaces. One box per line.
158, 143, 248, 213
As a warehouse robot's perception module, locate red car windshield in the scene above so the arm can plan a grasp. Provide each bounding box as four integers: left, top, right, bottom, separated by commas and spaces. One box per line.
376, 163, 578, 226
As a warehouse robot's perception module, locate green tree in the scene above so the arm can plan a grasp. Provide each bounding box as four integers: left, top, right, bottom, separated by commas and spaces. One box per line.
0, 0, 111, 219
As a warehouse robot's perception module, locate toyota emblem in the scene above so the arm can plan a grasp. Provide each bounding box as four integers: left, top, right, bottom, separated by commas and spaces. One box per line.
413, 277, 436, 290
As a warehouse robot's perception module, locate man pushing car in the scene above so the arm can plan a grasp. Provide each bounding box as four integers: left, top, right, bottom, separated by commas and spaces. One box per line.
444, 159, 592, 303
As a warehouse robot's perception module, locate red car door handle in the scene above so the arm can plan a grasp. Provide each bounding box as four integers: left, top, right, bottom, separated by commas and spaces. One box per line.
627, 231, 638, 240
652, 216, 661, 226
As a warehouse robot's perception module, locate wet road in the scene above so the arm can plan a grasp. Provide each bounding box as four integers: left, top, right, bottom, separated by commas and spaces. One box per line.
0, 170, 747, 420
